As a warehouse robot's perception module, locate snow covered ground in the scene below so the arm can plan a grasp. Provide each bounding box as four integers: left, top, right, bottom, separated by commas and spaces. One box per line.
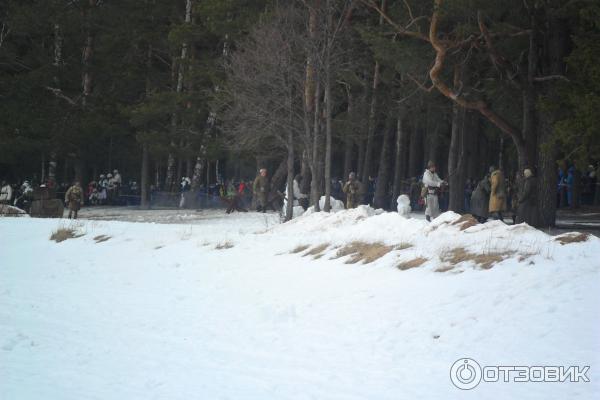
1, 208, 599, 399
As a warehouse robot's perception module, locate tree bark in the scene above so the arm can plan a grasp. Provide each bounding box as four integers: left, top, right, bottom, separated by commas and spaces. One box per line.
391, 112, 407, 207
343, 86, 353, 180
166, 0, 192, 192
361, 0, 386, 183
373, 116, 393, 209
140, 143, 150, 209
408, 115, 423, 178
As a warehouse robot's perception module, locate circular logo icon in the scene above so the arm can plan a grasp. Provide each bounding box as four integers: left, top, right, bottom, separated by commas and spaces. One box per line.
450, 358, 482, 390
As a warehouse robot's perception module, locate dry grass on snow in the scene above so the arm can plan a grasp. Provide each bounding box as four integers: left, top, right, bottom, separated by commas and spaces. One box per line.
50, 228, 83, 243
451, 214, 479, 231
335, 241, 395, 264
397, 257, 428, 270
290, 244, 310, 254
302, 244, 330, 259
555, 233, 590, 245
439, 247, 514, 271
215, 241, 234, 250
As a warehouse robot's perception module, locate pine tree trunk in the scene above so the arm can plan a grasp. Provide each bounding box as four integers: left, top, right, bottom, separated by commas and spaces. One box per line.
140, 143, 150, 209
362, 61, 380, 183
285, 128, 295, 221
343, 87, 353, 180
373, 117, 393, 209
408, 116, 423, 178
447, 65, 467, 212
391, 114, 407, 208
361, 0, 385, 183
310, 80, 322, 211
323, 42, 333, 212
166, 0, 192, 192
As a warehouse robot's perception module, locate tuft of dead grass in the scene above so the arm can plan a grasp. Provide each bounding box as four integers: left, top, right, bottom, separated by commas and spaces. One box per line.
335, 241, 394, 264
93, 235, 111, 243
290, 244, 310, 254
50, 228, 83, 243
395, 243, 413, 251
303, 243, 329, 258
441, 247, 514, 270
452, 214, 479, 231
555, 233, 590, 245
397, 257, 427, 270
215, 241, 234, 250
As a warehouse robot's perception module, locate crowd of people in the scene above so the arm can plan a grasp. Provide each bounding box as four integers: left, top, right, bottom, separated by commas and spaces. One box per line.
1, 161, 598, 224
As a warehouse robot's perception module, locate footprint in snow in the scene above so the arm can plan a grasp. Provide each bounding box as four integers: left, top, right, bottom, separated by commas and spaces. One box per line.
2, 333, 28, 351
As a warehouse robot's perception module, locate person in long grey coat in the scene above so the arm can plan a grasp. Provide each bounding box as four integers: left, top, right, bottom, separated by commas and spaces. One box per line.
516, 168, 537, 225
470, 176, 491, 223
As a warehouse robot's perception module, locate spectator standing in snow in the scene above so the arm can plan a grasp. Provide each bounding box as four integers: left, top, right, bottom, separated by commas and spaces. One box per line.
253, 168, 270, 212
1, 180, 13, 204
516, 168, 537, 225
342, 172, 361, 209
179, 177, 191, 208
422, 161, 445, 222
65, 181, 84, 219
112, 169, 122, 186
98, 174, 108, 205
489, 166, 507, 221
470, 175, 491, 223
464, 179, 474, 212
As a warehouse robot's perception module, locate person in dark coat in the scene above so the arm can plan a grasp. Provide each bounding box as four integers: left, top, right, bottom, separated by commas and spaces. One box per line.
516, 168, 537, 225
470, 176, 491, 223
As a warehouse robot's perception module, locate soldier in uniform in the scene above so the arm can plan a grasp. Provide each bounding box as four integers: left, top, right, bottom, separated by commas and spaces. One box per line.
422, 161, 446, 222
342, 172, 361, 209
65, 181, 84, 219
253, 168, 270, 212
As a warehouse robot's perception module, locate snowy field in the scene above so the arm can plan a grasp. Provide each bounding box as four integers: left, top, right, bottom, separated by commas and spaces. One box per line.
1, 207, 599, 400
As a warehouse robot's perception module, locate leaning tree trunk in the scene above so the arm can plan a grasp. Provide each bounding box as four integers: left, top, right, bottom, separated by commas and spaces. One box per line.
447, 65, 467, 212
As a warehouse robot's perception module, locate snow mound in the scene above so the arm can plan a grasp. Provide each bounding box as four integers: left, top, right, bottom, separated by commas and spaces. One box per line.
274, 209, 600, 272
0, 204, 29, 217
